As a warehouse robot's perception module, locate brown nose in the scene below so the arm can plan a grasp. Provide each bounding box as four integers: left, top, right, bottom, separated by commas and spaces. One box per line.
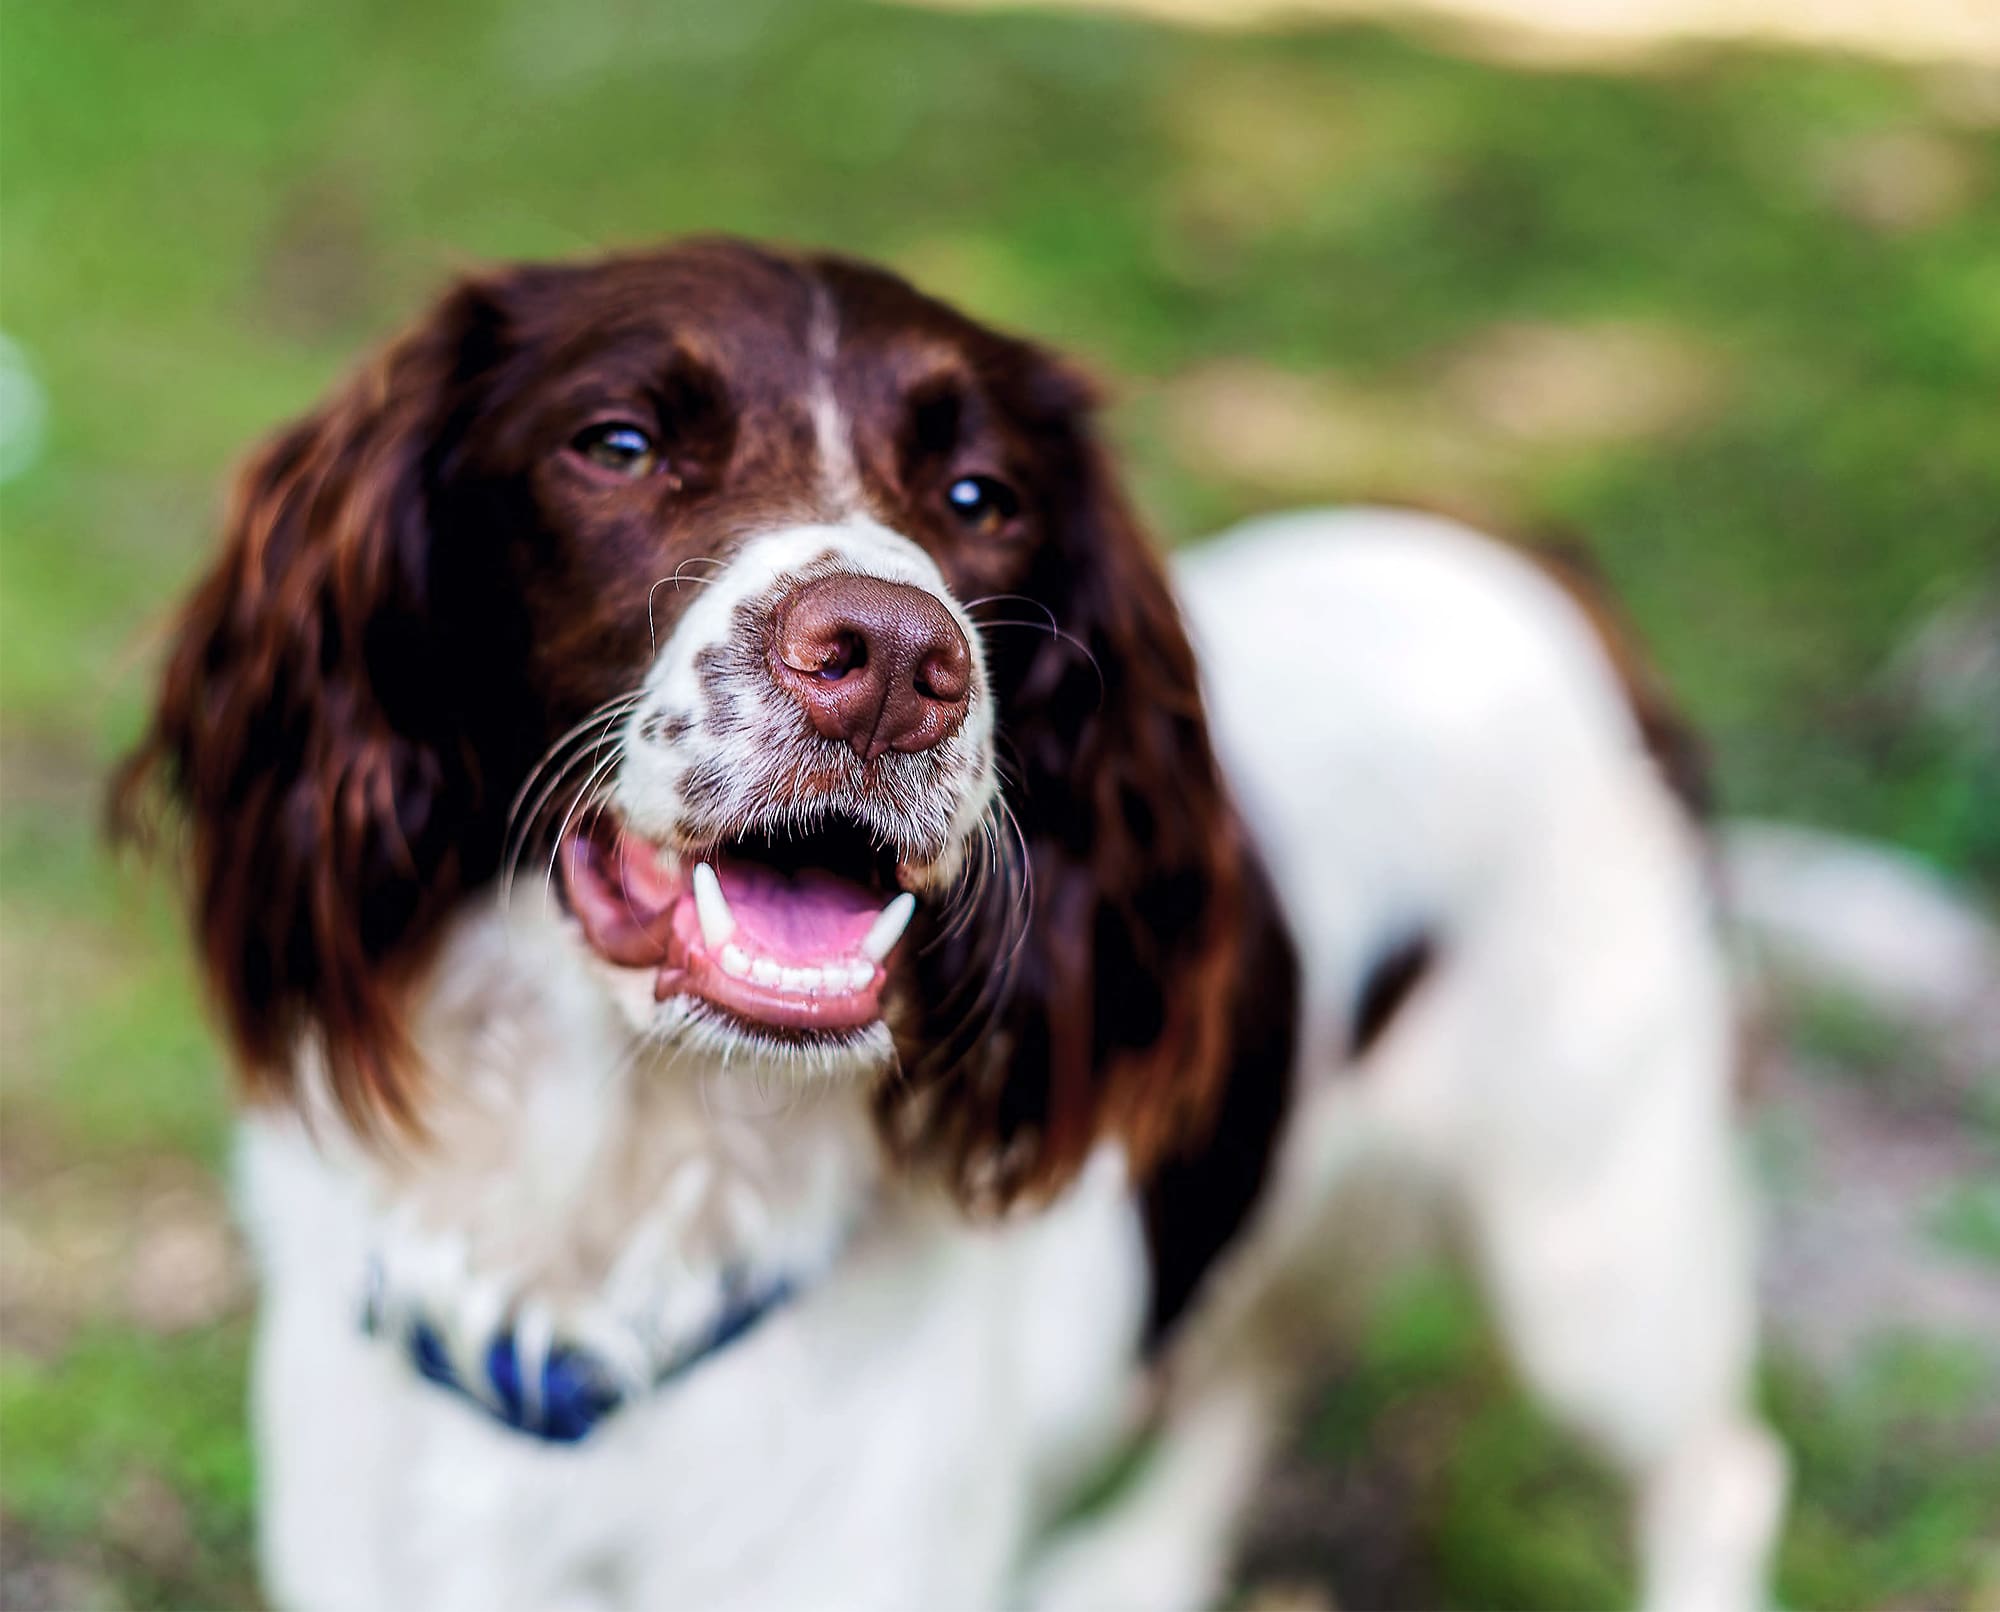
770, 575, 973, 761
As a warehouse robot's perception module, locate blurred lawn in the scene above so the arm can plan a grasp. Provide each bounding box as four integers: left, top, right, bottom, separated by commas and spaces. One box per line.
2, 0, 1997, 1606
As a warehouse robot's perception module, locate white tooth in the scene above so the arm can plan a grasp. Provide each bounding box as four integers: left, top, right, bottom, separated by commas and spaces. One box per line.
779, 967, 810, 993
846, 960, 875, 990
719, 943, 751, 979
859, 892, 917, 963
692, 862, 735, 950
750, 957, 781, 987
797, 966, 825, 992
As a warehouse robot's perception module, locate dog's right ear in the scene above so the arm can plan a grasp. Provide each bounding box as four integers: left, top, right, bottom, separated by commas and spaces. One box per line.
112, 280, 512, 1135
888, 349, 1296, 1214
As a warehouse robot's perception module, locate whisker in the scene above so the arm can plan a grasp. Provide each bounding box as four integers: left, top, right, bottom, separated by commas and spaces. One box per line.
503, 744, 610, 915
501, 694, 641, 898
995, 793, 1035, 959
648, 559, 728, 652
933, 812, 1001, 948
503, 695, 639, 851
968, 616, 1104, 705
496, 696, 636, 916
961, 593, 1043, 613
538, 746, 627, 917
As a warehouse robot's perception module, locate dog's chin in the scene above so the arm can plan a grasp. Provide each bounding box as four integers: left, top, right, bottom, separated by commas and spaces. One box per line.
557, 807, 932, 1079
642, 992, 900, 1080
566, 944, 900, 1078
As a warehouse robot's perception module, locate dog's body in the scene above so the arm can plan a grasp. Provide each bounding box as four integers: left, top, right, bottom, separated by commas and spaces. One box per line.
125, 242, 1783, 1610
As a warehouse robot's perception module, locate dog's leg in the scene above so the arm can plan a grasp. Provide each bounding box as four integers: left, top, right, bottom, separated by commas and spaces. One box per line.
1432, 781, 1787, 1612
1016, 1372, 1278, 1612
1457, 1083, 1786, 1612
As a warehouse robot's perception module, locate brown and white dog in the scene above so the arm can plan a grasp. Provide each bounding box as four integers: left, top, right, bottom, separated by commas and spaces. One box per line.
119, 238, 1784, 1611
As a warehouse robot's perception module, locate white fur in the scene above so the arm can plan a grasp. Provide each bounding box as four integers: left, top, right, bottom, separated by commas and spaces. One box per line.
807, 286, 863, 515
244, 507, 1782, 1611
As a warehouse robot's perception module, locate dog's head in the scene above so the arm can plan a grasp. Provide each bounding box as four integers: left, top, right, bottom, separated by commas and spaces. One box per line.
120, 239, 1257, 1202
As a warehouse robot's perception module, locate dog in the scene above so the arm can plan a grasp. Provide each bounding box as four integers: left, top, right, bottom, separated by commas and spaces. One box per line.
118, 238, 1785, 1611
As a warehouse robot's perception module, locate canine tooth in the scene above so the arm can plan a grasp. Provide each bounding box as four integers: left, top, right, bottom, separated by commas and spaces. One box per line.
859, 892, 916, 963
846, 960, 875, 990
779, 967, 810, 993
692, 863, 735, 950
719, 943, 751, 979
750, 957, 781, 987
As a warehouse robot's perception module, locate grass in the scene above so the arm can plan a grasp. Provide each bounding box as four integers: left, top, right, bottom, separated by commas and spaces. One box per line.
3, 0, 1997, 1605
1770, 1336, 2000, 1607
1930, 1180, 2000, 1270
1293, 1268, 1634, 1609
1272, 1269, 2000, 1610
0, 1324, 258, 1611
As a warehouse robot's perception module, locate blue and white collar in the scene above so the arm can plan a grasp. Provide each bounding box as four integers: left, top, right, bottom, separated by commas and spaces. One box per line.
361, 1263, 801, 1445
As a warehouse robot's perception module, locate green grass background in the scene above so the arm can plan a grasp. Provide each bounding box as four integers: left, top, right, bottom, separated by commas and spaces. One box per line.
2, 0, 1997, 1605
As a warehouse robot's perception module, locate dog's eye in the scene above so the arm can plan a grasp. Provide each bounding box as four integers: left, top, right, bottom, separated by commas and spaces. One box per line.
945, 474, 1020, 534
572, 422, 660, 480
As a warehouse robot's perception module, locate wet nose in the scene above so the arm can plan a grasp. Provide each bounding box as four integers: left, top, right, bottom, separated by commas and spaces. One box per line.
770, 574, 972, 761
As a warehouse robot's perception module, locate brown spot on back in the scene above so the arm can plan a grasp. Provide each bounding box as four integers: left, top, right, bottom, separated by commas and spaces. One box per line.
1349, 930, 1436, 1059
1527, 540, 1713, 819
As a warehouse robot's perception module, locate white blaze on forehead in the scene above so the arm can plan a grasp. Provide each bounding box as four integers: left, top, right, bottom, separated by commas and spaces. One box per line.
808, 284, 861, 514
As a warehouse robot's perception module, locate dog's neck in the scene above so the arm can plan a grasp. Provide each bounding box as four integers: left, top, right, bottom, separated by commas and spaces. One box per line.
300, 900, 888, 1347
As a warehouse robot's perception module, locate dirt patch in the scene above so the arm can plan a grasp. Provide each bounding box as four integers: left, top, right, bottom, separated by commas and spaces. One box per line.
1157, 320, 1721, 502
0, 1141, 246, 1359
1760, 1051, 2000, 1370
1438, 321, 1721, 448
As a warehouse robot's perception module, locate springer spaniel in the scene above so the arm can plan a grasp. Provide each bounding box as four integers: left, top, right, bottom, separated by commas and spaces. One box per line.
119, 239, 1784, 1611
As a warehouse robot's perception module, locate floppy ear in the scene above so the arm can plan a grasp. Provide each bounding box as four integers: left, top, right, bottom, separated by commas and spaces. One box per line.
891, 363, 1299, 1213
112, 283, 509, 1133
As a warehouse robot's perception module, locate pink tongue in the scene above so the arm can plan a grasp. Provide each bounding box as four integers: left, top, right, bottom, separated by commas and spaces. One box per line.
713, 860, 879, 963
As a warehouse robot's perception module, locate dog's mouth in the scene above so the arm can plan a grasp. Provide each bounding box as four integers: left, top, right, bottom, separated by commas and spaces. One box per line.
560, 811, 917, 1034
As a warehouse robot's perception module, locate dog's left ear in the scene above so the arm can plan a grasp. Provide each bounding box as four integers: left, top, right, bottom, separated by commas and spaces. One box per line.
892, 357, 1297, 1210
110, 279, 518, 1135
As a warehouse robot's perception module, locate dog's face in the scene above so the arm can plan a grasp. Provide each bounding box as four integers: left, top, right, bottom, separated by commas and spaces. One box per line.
484, 247, 1046, 1064
123, 239, 1256, 1201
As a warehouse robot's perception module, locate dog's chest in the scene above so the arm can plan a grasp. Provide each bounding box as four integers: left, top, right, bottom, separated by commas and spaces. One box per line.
244, 1121, 1146, 1609
239, 905, 1151, 1608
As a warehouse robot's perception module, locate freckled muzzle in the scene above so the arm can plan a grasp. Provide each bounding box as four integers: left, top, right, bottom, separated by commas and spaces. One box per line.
572, 533, 994, 1039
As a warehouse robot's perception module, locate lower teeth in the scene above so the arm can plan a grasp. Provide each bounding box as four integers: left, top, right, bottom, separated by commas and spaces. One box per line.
719, 947, 871, 994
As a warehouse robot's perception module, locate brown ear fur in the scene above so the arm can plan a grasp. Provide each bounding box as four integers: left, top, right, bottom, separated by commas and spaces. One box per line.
111, 285, 506, 1133
889, 366, 1295, 1208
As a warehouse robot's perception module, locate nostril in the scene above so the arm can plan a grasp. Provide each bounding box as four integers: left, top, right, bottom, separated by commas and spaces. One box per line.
781, 625, 868, 680
816, 632, 867, 680
914, 653, 968, 704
